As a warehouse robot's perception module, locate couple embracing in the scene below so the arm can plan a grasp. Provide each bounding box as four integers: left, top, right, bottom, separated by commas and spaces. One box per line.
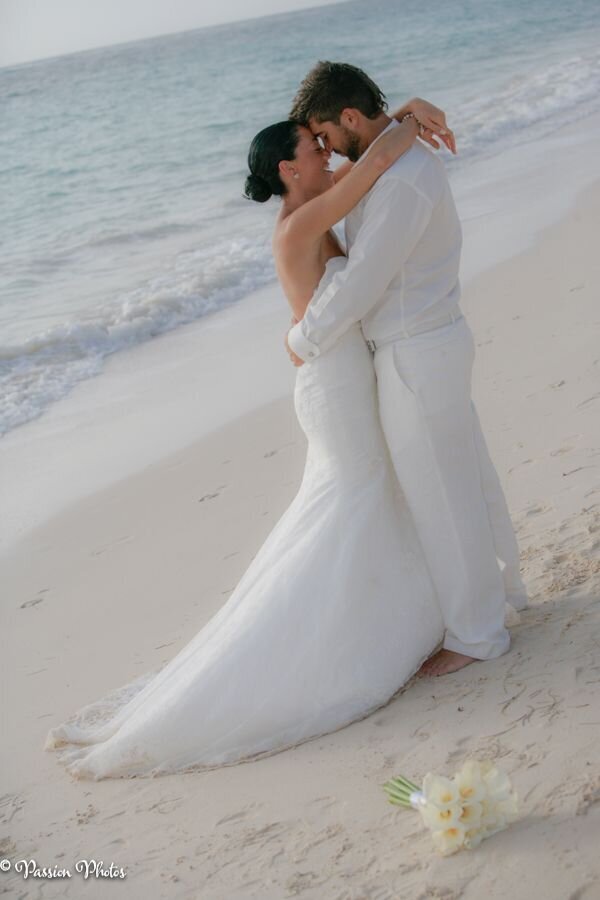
45, 62, 527, 780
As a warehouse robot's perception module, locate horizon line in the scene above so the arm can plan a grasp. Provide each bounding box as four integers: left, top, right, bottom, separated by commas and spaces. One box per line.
0, 0, 350, 72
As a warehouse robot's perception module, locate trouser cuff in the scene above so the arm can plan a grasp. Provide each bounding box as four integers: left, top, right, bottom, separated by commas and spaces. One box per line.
443, 630, 511, 661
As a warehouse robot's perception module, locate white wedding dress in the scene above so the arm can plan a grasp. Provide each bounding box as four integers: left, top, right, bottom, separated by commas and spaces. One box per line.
45, 257, 444, 780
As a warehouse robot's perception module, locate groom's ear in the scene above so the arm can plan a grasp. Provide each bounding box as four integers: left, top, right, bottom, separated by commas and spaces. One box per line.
339, 108, 361, 130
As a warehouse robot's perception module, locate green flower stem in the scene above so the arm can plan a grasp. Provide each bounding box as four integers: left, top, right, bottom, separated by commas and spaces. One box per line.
384, 793, 412, 807
390, 775, 420, 792
382, 784, 413, 807
383, 784, 412, 799
382, 773, 422, 810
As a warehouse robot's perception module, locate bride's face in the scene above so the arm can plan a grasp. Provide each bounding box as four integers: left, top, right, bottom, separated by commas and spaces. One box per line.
289, 126, 334, 195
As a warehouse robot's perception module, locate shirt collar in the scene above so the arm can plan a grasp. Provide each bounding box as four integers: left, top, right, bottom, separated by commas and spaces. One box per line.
356, 117, 398, 164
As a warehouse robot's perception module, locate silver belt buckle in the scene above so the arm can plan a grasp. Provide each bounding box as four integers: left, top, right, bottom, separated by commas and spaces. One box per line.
366, 338, 377, 353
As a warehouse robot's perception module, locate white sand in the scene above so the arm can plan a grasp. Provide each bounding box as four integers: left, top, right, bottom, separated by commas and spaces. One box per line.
1, 178, 600, 898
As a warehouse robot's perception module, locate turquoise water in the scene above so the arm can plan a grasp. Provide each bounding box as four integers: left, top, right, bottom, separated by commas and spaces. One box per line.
1, 0, 599, 434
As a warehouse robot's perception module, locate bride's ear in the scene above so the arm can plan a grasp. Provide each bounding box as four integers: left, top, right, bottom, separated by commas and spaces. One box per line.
279, 160, 296, 181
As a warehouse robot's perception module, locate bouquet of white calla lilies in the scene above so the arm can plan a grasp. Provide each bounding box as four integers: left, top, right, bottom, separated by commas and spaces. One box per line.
382, 759, 518, 856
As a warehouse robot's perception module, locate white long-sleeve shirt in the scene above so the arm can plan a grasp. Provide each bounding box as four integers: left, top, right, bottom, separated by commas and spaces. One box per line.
287, 121, 463, 361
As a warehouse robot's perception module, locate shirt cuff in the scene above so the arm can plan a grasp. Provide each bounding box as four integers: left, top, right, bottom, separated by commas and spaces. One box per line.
287, 321, 321, 362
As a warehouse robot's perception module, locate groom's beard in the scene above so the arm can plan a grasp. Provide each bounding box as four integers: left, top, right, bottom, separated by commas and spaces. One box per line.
338, 126, 362, 162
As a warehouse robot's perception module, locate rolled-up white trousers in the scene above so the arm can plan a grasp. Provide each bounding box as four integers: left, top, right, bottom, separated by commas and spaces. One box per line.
374, 316, 527, 660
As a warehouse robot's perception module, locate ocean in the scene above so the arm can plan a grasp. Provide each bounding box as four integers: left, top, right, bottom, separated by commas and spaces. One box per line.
2, 0, 600, 436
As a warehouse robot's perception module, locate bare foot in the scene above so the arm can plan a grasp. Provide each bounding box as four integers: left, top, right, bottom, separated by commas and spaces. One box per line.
417, 649, 477, 677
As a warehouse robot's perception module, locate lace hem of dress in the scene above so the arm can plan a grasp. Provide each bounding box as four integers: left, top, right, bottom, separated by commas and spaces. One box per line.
44, 666, 164, 751
44, 641, 443, 780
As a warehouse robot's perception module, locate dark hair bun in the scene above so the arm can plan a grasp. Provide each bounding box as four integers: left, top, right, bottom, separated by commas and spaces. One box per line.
244, 172, 272, 203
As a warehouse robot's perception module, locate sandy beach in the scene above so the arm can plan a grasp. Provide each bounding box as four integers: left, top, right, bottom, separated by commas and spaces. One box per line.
2, 167, 600, 899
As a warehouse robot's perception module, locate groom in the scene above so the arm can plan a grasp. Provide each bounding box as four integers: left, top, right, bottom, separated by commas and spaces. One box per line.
285, 61, 528, 677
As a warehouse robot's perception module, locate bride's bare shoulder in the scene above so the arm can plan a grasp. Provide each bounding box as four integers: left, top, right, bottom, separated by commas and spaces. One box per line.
273, 211, 314, 276
273, 206, 299, 250
272, 219, 294, 270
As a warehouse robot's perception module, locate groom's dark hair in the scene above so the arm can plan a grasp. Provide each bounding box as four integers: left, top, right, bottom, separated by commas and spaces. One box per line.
289, 61, 388, 125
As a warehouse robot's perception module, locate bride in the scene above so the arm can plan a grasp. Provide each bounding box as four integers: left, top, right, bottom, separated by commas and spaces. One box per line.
45, 99, 453, 780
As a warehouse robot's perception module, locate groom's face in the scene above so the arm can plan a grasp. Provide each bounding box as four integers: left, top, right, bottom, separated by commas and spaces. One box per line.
308, 117, 362, 162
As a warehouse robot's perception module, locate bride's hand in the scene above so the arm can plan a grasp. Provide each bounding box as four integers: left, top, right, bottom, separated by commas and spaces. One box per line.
285, 331, 304, 367
396, 98, 456, 154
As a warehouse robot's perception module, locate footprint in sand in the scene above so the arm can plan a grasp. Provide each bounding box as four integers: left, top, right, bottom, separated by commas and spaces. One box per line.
107, 837, 127, 847
146, 796, 184, 816
0, 837, 16, 855
20, 596, 44, 609
522, 503, 552, 519
20, 588, 50, 609
444, 735, 472, 768
577, 392, 600, 408
508, 459, 535, 474
0, 795, 25, 826
90, 534, 133, 556
357, 885, 398, 900
197, 484, 227, 503
76, 803, 99, 825
307, 795, 341, 812
562, 465, 596, 478
542, 775, 600, 817
371, 715, 389, 727
550, 445, 574, 457
215, 802, 262, 826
